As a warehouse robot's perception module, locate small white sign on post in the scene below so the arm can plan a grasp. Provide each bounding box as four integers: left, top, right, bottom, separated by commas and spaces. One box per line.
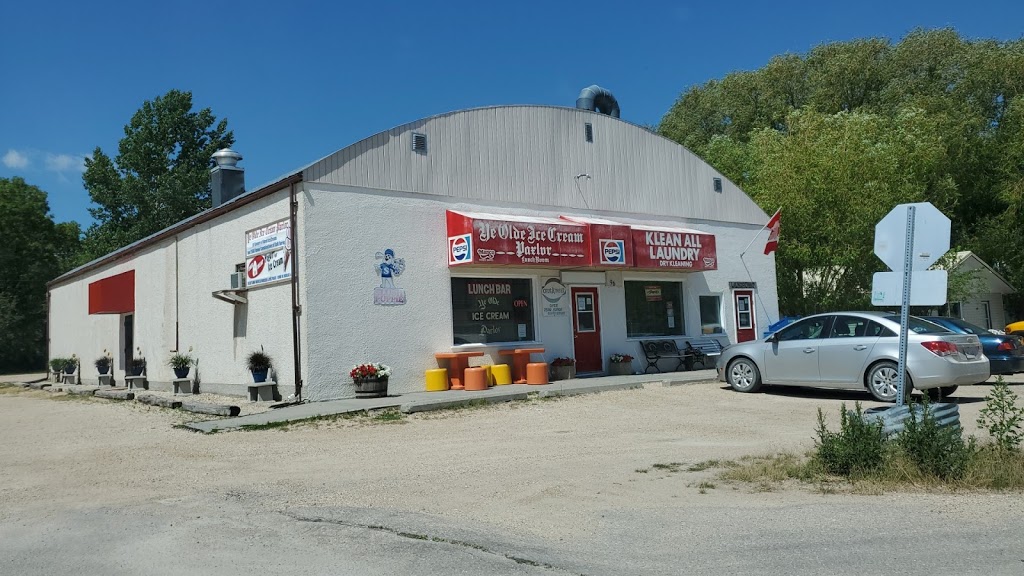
870, 271, 948, 306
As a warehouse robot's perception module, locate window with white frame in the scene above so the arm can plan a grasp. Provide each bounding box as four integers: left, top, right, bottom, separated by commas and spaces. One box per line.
625, 281, 683, 337
699, 295, 723, 334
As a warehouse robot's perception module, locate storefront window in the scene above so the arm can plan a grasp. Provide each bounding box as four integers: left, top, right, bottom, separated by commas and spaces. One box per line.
451, 278, 535, 345
699, 295, 723, 334
625, 281, 683, 338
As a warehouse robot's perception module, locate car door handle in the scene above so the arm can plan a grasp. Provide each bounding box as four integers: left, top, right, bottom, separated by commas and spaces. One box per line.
803, 348, 815, 353
854, 345, 867, 351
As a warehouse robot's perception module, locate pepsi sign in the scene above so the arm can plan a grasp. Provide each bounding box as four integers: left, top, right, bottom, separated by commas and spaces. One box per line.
448, 234, 472, 264
600, 239, 625, 264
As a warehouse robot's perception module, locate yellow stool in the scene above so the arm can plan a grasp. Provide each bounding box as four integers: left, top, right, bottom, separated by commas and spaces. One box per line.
425, 368, 449, 392
526, 362, 549, 385
491, 364, 512, 386
464, 367, 488, 391
481, 365, 494, 387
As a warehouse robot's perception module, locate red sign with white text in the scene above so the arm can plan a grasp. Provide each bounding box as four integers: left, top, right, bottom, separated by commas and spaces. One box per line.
632, 228, 718, 271
447, 211, 589, 266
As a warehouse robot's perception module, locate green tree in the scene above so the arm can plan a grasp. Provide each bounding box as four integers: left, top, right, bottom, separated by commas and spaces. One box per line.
659, 29, 1024, 318
82, 90, 233, 259
0, 177, 81, 373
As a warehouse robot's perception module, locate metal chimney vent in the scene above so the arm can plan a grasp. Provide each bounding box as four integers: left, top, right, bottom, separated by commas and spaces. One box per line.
212, 148, 242, 168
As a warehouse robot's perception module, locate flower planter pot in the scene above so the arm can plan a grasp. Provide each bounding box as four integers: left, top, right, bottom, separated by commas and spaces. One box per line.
354, 377, 388, 399
551, 365, 576, 381
173, 367, 190, 379
131, 366, 145, 377
608, 361, 633, 376
64, 364, 76, 375
251, 370, 269, 383
97, 366, 110, 375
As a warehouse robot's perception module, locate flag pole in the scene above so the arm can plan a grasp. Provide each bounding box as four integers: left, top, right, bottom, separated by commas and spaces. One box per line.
738, 207, 781, 330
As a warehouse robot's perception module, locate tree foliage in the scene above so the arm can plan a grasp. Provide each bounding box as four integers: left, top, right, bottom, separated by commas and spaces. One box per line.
0, 177, 81, 372
659, 29, 1024, 317
81, 90, 233, 259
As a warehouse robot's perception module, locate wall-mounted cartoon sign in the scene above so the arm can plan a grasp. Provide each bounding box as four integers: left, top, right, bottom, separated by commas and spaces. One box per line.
374, 248, 407, 306
541, 277, 568, 317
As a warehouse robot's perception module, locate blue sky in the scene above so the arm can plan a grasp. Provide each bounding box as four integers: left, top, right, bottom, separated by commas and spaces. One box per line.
2, 0, 1022, 227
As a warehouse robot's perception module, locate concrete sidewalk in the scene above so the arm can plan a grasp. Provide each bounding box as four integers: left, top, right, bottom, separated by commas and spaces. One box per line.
185, 370, 717, 433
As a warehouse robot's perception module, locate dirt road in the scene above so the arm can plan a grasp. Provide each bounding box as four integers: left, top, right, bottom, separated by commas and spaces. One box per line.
1, 378, 1022, 575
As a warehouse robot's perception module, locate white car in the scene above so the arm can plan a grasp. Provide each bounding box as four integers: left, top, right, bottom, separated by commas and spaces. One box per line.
716, 311, 990, 402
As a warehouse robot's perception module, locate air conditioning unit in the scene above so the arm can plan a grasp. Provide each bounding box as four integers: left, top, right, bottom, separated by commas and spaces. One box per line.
230, 271, 246, 290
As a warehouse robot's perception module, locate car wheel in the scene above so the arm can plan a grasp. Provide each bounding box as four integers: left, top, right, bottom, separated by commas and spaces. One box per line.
866, 361, 911, 403
727, 358, 762, 393
926, 385, 958, 401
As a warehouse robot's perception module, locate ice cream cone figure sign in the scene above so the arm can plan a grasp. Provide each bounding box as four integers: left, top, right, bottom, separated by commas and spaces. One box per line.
374, 248, 407, 305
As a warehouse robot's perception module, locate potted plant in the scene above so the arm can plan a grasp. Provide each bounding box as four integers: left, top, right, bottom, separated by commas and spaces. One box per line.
64, 354, 79, 375
551, 357, 576, 381
130, 347, 146, 377
608, 353, 634, 376
350, 362, 391, 398
48, 358, 66, 381
246, 349, 273, 383
95, 352, 111, 375
168, 347, 194, 379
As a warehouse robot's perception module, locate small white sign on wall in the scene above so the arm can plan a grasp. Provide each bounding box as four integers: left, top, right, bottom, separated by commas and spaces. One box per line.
541, 278, 568, 317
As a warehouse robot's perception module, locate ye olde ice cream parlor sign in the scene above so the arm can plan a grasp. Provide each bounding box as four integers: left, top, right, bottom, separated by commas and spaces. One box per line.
447, 211, 717, 271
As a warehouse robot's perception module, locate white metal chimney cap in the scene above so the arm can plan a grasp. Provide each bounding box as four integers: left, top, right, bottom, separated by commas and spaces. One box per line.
212, 148, 242, 168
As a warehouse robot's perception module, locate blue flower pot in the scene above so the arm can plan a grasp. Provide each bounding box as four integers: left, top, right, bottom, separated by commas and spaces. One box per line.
173, 367, 190, 379
252, 370, 268, 383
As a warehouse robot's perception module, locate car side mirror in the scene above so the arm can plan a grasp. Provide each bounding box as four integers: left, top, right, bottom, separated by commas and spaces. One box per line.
766, 333, 779, 343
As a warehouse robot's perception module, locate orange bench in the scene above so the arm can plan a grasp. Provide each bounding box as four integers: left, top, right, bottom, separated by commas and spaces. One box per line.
434, 351, 485, 390
497, 348, 545, 384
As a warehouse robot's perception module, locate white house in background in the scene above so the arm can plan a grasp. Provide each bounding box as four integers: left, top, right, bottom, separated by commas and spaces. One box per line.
47, 90, 780, 401
934, 251, 1016, 329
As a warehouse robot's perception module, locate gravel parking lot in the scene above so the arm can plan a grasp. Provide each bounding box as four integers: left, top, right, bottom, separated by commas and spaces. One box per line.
1, 375, 1022, 575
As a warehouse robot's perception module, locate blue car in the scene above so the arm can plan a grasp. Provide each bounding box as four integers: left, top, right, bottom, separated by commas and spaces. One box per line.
922, 316, 1024, 375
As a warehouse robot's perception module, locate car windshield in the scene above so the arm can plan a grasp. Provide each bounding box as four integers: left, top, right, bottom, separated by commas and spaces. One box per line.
883, 315, 951, 334
936, 318, 989, 335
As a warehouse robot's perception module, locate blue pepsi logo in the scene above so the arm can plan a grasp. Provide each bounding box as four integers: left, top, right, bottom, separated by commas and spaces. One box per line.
600, 239, 624, 264
450, 235, 471, 262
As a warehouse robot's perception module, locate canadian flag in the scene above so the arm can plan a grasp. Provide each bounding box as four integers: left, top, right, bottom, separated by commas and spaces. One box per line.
763, 209, 781, 255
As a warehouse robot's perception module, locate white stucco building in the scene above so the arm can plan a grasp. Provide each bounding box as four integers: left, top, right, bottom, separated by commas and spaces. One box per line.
48, 98, 779, 401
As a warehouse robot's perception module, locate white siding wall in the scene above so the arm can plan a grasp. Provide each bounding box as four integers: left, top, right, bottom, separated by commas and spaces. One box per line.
302, 184, 778, 401
48, 191, 299, 396
305, 106, 768, 226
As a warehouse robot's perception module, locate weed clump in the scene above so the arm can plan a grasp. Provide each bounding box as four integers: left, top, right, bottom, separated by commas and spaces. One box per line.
814, 402, 886, 476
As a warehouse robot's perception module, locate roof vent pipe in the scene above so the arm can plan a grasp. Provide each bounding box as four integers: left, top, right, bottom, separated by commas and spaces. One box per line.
575, 85, 620, 118
210, 148, 245, 207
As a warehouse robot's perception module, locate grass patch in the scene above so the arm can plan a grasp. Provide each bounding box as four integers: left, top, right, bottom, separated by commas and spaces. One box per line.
635, 468, 649, 473
651, 462, 683, 472
239, 411, 361, 432
687, 459, 734, 472
371, 409, 406, 422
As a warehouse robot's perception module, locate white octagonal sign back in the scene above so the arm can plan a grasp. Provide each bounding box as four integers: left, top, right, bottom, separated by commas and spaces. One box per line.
874, 202, 951, 271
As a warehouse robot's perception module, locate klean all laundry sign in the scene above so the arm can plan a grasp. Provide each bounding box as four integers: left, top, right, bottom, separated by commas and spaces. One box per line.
631, 227, 717, 271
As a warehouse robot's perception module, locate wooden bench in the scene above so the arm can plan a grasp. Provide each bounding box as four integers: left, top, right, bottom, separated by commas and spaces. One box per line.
639, 340, 690, 373
680, 337, 725, 370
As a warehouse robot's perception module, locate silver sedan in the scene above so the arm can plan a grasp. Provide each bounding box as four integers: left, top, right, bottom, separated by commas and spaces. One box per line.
716, 311, 990, 402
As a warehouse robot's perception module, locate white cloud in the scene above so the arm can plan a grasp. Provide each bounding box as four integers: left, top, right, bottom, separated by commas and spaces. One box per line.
44, 153, 87, 174
2, 149, 30, 169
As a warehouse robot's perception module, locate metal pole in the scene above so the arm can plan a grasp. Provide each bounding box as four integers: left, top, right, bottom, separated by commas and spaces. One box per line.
896, 205, 915, 406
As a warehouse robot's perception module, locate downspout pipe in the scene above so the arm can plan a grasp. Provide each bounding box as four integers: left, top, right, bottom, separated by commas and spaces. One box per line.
575, 85, 620, 118
290, 182, 303, 401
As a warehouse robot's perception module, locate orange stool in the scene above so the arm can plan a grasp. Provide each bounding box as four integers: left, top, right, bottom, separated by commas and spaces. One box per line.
463, 367, 489, 391
526, 362, 549, 385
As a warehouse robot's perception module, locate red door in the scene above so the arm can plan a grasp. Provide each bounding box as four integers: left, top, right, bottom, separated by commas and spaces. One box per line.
572, 287, 602, 373
734, 290, 756, 342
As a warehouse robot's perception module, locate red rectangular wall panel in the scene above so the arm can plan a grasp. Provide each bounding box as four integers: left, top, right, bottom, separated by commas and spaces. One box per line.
88, 270, 135, 314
